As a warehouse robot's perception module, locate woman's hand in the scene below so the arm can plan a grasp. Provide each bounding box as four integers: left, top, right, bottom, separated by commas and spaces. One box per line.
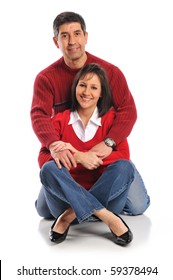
49, 141, 103, 170
74, 151, 103, 170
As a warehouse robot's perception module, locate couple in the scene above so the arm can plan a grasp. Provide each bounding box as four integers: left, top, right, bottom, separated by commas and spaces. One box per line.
31, 12, 150, 246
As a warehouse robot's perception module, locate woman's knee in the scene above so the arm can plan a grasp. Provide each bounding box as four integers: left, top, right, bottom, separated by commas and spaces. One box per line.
130, 201, 150, 215
40, 161, 56, 183
124, 194, 150, 215
35, 187, 53, 219
40, 160, 55, 175
111, 159, 135, 179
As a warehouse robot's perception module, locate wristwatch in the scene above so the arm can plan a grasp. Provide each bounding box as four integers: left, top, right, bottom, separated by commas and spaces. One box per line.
104, 138, 116, 150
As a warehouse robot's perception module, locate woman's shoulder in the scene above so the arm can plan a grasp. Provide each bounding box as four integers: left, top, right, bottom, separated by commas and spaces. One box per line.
52, 109, 70, 123
101, 107, 116, 122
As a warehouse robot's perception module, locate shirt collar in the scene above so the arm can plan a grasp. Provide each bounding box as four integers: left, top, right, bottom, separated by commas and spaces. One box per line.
68, 107, 101, 126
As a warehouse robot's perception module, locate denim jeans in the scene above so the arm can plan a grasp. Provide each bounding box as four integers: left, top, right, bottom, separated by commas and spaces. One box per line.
36, 159, 150, 221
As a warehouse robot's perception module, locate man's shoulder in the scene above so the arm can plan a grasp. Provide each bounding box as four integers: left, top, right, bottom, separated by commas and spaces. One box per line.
37, 57, 64, 77
86, 52, 119, 71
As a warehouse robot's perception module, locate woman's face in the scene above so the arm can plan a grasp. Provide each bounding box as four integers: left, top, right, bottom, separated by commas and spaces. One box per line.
76, 73, 101, 111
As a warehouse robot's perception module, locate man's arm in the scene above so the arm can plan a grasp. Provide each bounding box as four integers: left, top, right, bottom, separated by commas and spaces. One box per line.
107, 65, 137, 144
30, 74, 58, 148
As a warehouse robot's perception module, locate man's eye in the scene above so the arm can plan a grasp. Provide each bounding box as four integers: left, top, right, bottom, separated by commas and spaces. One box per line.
75, 32, 81, 36
61, 34, 67, 39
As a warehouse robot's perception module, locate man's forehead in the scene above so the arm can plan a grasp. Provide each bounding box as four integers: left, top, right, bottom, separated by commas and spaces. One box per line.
59, 22, 82, 33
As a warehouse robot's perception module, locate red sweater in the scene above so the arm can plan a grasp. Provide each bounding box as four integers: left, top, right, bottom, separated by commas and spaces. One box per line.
38, 109, 130, 190
31, 52, 137, 148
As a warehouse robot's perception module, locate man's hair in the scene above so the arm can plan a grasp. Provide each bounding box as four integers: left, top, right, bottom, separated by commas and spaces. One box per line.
53, 11, 86, 38
71, 63, 113, 117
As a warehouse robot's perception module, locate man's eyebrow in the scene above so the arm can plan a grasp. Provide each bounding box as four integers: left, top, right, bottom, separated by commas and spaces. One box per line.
74, 29, 82, 32
60, 32, 68, 35
60, 29, 82, 34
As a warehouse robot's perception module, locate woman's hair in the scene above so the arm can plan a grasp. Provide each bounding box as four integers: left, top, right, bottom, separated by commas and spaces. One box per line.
71, 63, 113, 117
53, 11, 86, 38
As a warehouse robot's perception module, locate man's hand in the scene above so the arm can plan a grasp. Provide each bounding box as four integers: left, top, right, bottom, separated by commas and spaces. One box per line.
49, 141, 77, 170
90, 141, 113, 159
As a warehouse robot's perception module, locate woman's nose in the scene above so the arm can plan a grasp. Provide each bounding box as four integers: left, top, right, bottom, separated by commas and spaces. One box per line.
82, 87, 90, 95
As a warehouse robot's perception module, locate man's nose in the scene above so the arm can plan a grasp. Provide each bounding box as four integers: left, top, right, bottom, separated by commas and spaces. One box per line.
68, 35, 75, 44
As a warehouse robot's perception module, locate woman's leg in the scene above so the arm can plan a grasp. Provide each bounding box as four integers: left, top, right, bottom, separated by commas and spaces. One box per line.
35, 186, 69, 219
90, 159, 135, 214
122, 161, 150, 215
35, 187, 52, 218
35, 186, 68, 219
94, 208, 128, 236
41, 160, 134, 241
40, 161, 104, 223
90, 159, 150, 216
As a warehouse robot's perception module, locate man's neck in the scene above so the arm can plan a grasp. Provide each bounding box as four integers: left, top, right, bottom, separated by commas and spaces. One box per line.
64, 53, 87, 69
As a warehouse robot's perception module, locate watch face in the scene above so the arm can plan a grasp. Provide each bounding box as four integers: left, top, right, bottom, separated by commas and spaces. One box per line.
105, 138, 115, 147
106, 139, 113, 145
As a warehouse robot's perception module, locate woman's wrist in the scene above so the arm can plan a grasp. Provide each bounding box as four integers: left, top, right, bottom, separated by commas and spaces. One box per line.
73, 151, 84, 164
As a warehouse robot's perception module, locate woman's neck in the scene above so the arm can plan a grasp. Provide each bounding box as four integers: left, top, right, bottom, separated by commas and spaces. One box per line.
77, 107, 95, 127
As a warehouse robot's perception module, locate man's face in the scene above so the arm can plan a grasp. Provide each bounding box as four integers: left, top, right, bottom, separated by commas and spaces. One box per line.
54, 22, 88, 63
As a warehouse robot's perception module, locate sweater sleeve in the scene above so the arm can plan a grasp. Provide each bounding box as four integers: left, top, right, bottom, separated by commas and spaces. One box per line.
30, 73, 59, 148
103, 140, 130, 165
37, 111, 69, 168
106, 65, 137, 144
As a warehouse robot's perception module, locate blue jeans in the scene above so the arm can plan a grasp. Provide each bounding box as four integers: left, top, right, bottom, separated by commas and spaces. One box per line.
36, 160, 150, 220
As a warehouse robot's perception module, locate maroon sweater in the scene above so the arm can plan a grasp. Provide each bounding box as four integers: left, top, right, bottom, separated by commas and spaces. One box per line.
31, 52, 137, 148
38, 109, 130, 190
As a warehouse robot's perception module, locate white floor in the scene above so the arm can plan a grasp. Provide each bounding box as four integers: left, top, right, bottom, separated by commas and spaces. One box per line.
1, 180, 172, 280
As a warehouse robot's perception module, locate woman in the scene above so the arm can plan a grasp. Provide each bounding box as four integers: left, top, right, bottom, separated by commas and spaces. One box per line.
39, 63, 134, 246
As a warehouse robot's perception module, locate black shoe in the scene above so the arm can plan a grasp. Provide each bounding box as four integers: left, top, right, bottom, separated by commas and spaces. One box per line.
110, 213, 133, 246
49, 218, 69, 243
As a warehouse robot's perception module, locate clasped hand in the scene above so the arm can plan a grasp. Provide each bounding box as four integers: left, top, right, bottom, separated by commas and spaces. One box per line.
49, 140, 112, 170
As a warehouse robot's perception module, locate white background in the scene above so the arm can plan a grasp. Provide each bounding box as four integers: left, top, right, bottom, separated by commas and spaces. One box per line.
0, 0, 173, 279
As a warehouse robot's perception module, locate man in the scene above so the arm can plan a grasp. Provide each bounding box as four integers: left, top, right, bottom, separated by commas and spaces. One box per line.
30, 11, 150, 218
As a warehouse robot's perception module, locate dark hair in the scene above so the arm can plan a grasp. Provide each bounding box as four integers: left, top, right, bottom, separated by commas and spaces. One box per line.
53, 12, 86, 38
71, 63, 113, 117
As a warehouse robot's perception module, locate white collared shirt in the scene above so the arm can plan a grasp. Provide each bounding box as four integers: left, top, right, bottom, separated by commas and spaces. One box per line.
68, 107, 101, 142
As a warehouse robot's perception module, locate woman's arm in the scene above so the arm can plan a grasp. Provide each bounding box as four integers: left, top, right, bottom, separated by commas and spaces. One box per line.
59, 142, 103, 170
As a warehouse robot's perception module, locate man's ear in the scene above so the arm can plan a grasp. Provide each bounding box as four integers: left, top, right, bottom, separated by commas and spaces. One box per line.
53, 37, 59, 48
84, 32, 88, 44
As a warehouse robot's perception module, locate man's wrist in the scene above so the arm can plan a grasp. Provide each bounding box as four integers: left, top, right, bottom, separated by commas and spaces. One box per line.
104, 138, 116, 150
